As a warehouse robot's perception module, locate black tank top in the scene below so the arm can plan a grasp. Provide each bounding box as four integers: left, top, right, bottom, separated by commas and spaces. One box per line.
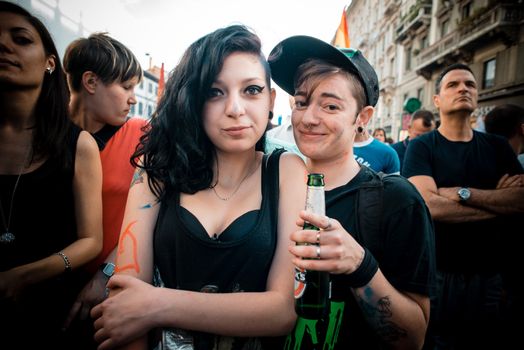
0, 124, 90, 348
153, 149, 283, 294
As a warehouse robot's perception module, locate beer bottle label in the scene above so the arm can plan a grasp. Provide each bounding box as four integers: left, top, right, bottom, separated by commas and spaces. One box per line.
305, 186, 325, 217
294, 267, 307, 299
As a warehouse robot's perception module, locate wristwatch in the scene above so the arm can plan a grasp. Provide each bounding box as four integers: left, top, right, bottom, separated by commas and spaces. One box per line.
457, 187, 471, 202
100, 262, 115, 278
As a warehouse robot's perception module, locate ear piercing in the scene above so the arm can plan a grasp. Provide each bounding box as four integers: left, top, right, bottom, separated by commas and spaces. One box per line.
357, 126, 364, 133
46, 67, 54, 75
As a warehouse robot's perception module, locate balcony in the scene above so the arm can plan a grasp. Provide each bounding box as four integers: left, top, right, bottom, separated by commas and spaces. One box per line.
384, 0, 400, 17
380, 76, 397, 95
415, 4, 523, 79
396, 1, 432, 43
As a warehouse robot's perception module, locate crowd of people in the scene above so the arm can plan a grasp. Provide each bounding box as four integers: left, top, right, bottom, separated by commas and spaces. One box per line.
1, 2, 522, 350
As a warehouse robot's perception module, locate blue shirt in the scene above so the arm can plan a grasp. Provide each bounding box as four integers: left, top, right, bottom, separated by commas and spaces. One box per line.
354, 138, 400, 174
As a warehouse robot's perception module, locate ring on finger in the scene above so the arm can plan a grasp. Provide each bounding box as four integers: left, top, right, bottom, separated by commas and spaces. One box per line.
324, 217, 332, 230
316, 232, 320, 244
316, 245, 321, 259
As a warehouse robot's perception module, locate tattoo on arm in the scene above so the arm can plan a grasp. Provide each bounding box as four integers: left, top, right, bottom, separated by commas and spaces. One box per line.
130, 169, 145, 188
357, 288, 407, 343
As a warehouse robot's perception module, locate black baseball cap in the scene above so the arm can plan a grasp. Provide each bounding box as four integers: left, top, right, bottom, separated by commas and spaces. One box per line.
268, 36, 379, 107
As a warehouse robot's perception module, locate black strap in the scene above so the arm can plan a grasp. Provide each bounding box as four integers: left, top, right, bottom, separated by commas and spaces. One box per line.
355, 166, 385, 244
265, 148, 285, 239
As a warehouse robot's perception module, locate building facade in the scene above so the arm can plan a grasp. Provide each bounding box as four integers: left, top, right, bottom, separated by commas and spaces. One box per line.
132, 66, 161, 120
342, 0, 524, 141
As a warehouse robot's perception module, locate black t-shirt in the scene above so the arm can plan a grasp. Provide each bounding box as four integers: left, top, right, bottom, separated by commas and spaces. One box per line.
285, 166, 436, 350
403, 129, 523, 273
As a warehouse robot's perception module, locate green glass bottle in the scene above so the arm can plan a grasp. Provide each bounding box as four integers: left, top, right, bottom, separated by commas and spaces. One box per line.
294, 173, 330, 319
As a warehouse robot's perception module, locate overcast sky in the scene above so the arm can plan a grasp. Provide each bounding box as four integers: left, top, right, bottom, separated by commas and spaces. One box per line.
34, 0, 351, 117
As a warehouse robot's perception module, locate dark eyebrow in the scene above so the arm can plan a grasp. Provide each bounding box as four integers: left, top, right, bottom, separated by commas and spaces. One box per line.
11, 27, 35, 36
319, 92, 343, 101
295, 91, 343, 101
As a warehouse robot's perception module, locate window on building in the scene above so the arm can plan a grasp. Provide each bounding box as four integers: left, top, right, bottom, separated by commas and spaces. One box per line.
441, 19, 449, 38
138, 102, 143, 116
390, 57, 395, 76
483, 58, 496, 89
147, 105, 152, 117
148, 83, 153, 93
405, 47, 412, 71
139, 82, 143, 90
421, 35, 428, 49
417, 87, 424, 103
462, 2, 471, 20
130, 104, 135, 115
155, 86, 158, 95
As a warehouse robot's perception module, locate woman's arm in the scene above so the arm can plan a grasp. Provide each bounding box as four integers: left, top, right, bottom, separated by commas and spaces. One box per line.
91, 153, 307, 349
0, 131, 103, 298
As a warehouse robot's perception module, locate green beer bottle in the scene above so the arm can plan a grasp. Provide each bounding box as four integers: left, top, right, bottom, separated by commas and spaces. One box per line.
294, 173, 330, 319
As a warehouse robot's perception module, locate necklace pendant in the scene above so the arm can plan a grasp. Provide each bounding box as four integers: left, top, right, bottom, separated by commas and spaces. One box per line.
0, 232, 15, 244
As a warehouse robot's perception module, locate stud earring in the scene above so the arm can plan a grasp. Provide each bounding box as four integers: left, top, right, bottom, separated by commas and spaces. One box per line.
46, 67, 53, 75
269, 111, 273, 119
357, 126, 364, 133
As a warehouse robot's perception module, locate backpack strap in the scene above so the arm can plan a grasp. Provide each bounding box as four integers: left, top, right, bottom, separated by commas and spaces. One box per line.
265, 148, 286, 236
355, 166, 385, 244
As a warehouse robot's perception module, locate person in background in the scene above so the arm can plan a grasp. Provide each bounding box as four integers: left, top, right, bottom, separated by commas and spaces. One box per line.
62, 32, 146, 346
372, 127, 387, 143
269, 35, 436, 350
91, 24, 306, 350
484, 104, 524, 168
403, 63, 524, 349
354, 125, 400, 174
0, 2, 102, 348
391, 109, 435, 175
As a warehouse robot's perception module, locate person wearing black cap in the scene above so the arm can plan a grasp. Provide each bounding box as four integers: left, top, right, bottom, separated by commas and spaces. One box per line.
269, 36, 436, 349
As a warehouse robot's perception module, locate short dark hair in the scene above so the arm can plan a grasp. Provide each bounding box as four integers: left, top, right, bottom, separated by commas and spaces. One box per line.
436, 63, 474, 93
132, 25, 270, 199
484, 104, 524, 139
64, 32, 142, 92
294, 59, 366, 114
0, 1, 72, 166
372, 128, 387, 138
411, 109, 435, 128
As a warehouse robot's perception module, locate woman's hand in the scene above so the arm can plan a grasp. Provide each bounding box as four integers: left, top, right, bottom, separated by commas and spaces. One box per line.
91, 274, 158, 350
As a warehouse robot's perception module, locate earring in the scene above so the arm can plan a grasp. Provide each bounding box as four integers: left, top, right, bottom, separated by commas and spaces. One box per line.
46, 67, 54, 75
269, 111, 273, 120
357, 126, 364, 133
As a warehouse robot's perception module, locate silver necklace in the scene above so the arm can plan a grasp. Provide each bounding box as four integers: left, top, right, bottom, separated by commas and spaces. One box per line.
0, 149, 30, 244
210, 156, 258, 201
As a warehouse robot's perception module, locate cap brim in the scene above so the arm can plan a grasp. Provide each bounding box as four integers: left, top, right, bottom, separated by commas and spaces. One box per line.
269, 36, 360, 96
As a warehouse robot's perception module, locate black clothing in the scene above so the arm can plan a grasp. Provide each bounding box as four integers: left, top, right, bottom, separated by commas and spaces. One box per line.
153, 150, 283, 348
403, 129, 523, 349
391, 137, 409, 175
0, 124, 89, 348
285, 166, 436, 349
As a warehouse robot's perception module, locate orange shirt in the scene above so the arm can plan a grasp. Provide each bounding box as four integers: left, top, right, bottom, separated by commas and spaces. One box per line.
87, 117, 147, 272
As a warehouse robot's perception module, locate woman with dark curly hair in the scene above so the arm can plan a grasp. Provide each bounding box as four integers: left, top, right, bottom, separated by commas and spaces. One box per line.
92, 24, 306, 350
